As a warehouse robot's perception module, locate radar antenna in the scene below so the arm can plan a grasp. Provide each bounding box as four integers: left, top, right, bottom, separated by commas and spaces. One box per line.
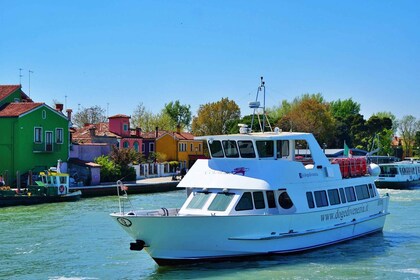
249, 77, 272, 132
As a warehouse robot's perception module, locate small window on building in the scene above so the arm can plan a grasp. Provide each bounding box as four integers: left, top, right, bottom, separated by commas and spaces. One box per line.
190, 143, 193, 152
355, 184, 370, 200
209, 140, 224, 158
222, 140, 239, 158
253, 191, 265, 209
339, 188, 347, 203
142, 143, 145, 153
133, 141, 139, 152
123, 124, 128, 131
208, 192, 234, 211
42, 110, 46, 119
34, 127, 42, 143
256, 141, 274, 158
328, 189, 341, 205
187, 192, 211, 209
345, 187, 357, 202
266, 191, 276, 208
179, 143, 187, 152
198, 143, 202, 152
306, 192, 315, 208
278, 192, 294, 209
314, 190, 329, 207
149, 142, 155, 152
238, 141, 256, 158
123, 141, 129, 148
235, 192, 253, 211
55, 128, 63, 144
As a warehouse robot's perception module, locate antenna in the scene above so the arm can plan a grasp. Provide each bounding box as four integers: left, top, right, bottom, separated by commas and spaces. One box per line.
28, 70, 34, 97
19, 68, 23, 85
65, 95, 68, 110
249, 77, 269, 132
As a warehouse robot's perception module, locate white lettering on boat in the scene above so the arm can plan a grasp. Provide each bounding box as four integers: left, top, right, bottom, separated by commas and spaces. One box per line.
320, 204, 369, 222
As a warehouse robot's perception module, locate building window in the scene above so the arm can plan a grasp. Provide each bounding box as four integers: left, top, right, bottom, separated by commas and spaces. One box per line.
34, 127, 42, 143
179, 143, 187, 152
190, 143, 193, 152
42, 110, 46, 119
149, 142, 155, 152
199, 143, 202, 152
133, 141, 139, 152
142, 143, 145, 153
123, 124, 128, 131
56, 128, 63, 144
45, 131, 53, 152
123, 141, 129, 148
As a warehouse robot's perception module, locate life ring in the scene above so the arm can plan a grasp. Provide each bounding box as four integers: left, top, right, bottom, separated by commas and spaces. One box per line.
59, 185, 65, 193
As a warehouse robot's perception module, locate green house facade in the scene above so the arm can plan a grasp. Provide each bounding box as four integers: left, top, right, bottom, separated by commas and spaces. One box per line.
0, 85, 69, 185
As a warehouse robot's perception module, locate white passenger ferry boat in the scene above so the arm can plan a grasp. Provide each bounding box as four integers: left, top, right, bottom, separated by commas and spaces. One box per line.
375, 160, 420, 189
110, 80, 390, 265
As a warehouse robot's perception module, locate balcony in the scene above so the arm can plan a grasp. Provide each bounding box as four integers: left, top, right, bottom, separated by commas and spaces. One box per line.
33, 142, 62, 153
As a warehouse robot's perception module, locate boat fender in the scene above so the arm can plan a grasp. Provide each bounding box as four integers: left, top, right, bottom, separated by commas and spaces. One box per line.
59, 185, 65, 194
130, 240, 145, 251
368, 163, 380, 176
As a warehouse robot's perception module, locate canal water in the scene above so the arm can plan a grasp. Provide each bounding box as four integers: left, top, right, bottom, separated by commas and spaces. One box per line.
1, 188, 419, 280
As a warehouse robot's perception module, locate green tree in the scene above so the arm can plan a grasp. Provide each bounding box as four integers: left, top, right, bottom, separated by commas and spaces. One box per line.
73, 105, 107, 128
163, 100, 192, 130
131, 102, 155, 132
329, 98, 361, 148
398, 115, 420, 158
192, 98, 241, 136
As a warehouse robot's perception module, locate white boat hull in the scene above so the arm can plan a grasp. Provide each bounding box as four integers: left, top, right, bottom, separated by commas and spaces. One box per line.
111, 196, 389, 265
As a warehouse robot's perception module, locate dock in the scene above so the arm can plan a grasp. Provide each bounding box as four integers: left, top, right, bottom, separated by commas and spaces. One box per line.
69, 176, 180, 197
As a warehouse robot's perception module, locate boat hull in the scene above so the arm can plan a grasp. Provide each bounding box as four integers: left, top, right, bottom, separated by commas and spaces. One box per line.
0, 191, 82, 207
375, 179, 420, 189
111, 197, 389, 265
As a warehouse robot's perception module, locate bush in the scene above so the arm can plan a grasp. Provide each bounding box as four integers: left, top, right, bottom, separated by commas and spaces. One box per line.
95, 155, 121, 182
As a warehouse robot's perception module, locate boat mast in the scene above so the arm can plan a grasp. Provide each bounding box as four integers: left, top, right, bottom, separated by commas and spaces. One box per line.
249, 77, 268, 133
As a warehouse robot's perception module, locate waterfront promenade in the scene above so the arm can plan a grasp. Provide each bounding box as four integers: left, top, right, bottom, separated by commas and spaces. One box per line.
70, 176, 180, 197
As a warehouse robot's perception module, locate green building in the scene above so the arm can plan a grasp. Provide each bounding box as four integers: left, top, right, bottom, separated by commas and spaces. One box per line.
0, 85, 69, 186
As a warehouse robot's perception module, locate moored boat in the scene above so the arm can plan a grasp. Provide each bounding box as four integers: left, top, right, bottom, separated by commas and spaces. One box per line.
110, 79, 390, 265
0, 168, 82, 207
375, 160, 420, 189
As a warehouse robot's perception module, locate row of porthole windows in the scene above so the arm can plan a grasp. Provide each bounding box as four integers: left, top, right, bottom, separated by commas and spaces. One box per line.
306, 184, 376, 209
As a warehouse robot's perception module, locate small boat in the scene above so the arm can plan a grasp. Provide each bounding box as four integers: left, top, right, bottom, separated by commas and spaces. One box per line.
375, 160, 420, 189
110, 78, 390, 265
0, 168, 82, 207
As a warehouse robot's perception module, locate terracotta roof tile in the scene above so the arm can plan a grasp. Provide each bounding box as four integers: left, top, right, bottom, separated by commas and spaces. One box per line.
0, 85, 33, 102
0, 102, 44, 117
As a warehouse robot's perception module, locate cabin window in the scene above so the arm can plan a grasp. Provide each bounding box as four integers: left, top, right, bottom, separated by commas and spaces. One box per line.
328, 189, 341, 205
222, 140, 239, 158
276, 140, 289, 158
368, 184, 376, 197
314, 190, 329, 207
209, 140, 224, 158
235, 192, 253, 211
208, 192, 234, 211
306, 192, 315, 208
256, 140, 274, 158
187, 192, 211, 209
345, 187, 357, 202
59, 176, 66, 184
266, 191, 276, 208
278, 192, 294, 209
238, 141, 256, 158
253, 192, 265, 209
355, 184, 370, 200
339, 188, 347, 203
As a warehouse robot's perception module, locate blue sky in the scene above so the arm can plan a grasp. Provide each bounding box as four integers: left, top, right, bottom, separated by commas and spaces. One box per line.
1, 1, 419, 122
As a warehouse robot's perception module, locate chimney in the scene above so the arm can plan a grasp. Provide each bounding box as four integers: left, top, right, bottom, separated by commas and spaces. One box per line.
136, 127, 142, 137
89, 126, 96, 138
55, 103, 64, 112
66, 109, 72, 121
155, 126, 159, 138
176, 124, 181, 134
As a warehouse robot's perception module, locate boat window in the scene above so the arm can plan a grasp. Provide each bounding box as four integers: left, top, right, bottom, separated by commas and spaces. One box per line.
266, 191, 276, 208
235, 192, 253, 211
345, 187, 357, 202
209, 140, 224, 158
278, 192, 294, 209
355, 184, 370, 200
238, 141, 256, 158
187, 192, 211, 209
253, 192, 265, 209
314, 190, 329, 207
368, 184, 376, 197
339, 188, 347, 203
327, 189, 341, 205
208, 192, 235, 211
256, 140, 274, 158
276, 140, 289, 158
222, 140, 239, 158
59, 176, 66, 184
306, 192, 315, 208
